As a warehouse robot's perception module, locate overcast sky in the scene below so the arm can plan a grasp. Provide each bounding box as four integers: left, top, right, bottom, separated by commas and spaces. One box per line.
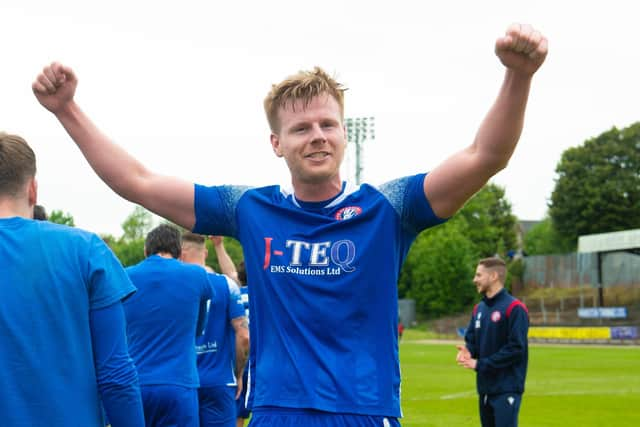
2, 1, 638, 236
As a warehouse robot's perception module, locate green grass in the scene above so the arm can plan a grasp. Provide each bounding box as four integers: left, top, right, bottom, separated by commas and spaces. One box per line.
400, 340, 640, 426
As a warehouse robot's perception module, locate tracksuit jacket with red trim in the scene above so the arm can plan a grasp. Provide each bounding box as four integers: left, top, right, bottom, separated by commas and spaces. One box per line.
464, 288, 529, 395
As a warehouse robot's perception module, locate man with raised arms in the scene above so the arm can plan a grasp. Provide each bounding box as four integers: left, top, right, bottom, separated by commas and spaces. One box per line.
33, 24, 547, 426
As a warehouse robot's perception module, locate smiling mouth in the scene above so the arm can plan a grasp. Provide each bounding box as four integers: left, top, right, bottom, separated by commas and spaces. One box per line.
305, 152, 330, 159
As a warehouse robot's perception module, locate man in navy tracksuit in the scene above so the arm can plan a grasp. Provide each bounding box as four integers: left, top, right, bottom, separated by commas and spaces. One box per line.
457, 257, 529, 427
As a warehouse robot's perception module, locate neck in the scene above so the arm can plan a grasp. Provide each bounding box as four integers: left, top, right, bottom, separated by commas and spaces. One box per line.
0, 198, 32, 219
485, 284, 504, 299
292, 176, 343, 202
154, 252, 175, 259
182, 256, 206, 267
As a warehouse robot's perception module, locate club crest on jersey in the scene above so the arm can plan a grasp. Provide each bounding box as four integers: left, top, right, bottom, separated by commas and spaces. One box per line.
334, 206, 362, 220
491, 311, 502, 322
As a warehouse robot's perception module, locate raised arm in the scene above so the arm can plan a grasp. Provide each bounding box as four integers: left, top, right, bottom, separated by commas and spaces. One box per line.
425, 24, 548, 218
210, 236, 239, 283
32, 62, 196, 229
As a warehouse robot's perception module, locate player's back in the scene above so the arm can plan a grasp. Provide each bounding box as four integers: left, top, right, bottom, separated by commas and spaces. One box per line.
125, 255, 211, 387
197, 273, 245, 387
0, 217, 135, 426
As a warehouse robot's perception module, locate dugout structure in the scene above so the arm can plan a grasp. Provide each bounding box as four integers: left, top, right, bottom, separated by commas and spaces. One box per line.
578, 228, 640, 308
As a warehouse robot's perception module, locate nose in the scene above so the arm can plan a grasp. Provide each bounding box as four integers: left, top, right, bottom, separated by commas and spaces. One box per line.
310, 123, 327, 144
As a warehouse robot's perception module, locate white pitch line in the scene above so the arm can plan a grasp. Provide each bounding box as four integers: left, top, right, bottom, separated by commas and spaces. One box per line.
438, 388, 640, 400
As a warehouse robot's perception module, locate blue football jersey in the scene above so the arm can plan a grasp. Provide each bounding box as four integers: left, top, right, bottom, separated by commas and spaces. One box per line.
240, 286, 250, 320
196, 273, 246, 387
193, 173, 445, 417
124, 255, 213, 387
0, 217, 136, 426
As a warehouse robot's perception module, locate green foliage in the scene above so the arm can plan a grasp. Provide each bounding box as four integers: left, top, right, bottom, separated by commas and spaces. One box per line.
402, 219, 479, 318
399, 183, 518, 318
549, 122, 640, 246
48, 209, 75, 226
457, 184, 518, 258
108, 238, 146, 267
121, 205, 153, 241
205, 237, 244, 272
104, 206, 155, 267
523, 217, 573, 255
505, 257, 524, 292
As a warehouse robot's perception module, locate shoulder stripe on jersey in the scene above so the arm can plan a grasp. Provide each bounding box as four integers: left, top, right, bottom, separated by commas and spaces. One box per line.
506, 300, 529, 317
472, 304, 479, 316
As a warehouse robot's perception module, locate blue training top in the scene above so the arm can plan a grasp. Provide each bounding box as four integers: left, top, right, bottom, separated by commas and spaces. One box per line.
193, 173, 445, 417
125, 255, 213, 387
0, 217, 141, 427
196, 273, 246, 387
464, 288, 529, 395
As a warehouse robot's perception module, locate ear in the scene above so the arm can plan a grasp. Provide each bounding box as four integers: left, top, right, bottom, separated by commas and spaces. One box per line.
491, 270, 499, 283
270, 133, 283, 157
27, 177, 38, 207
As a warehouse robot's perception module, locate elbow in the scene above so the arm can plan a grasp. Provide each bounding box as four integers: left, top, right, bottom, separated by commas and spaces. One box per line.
487, 155, 510, 175
96, 362, 140, 395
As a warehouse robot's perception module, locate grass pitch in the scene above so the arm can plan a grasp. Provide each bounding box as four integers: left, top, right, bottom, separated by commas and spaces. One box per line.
399, 336, 640, 426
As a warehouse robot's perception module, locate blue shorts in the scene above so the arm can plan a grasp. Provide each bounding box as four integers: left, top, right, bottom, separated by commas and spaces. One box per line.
249, 407, 401, 427
141, 384, 199, 427
479, 393, 522, 427
235, 366, 251, 419
199, 385, 237, 427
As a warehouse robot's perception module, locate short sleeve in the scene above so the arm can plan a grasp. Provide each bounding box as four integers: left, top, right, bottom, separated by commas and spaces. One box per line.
225, 276, 246, 320
378, 173, 447, 234
87, 234, 136, 310
193, 184, 250, 237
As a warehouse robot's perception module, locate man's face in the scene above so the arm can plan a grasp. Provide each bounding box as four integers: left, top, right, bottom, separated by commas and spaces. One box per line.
270, 94, 346, 186
473, 264, 493, 295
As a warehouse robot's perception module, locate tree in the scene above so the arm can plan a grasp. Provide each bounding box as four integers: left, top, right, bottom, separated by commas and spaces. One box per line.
48, 209, 75, 226
121, 205, 153, 241
106, 206, 155, 267
457, 183, 518, 258
400, 219, 479, 318
523, 217, 573, 255
549, 122, 640, 246
398, 183, 519, 317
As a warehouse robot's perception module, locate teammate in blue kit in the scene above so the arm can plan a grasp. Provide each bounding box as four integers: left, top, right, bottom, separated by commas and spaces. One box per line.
234, 261, 252, 427
124, 224, 213, 426
457, 257, 529, 427
180, 232, 250, 427
0, 132, 144, 427
34, 23, 547, 426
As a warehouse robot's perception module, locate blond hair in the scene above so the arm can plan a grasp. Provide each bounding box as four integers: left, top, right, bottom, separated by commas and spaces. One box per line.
264, 67, 346, 132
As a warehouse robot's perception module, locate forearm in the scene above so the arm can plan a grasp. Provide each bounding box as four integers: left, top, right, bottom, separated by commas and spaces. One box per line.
233, 324, 250, 378
214, 243, 238, 283
477, 343, 524, 372
472, 70, 533, 174
477, 312, 528, 372
91, 303, 145, 427
53, 100, 196, 228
